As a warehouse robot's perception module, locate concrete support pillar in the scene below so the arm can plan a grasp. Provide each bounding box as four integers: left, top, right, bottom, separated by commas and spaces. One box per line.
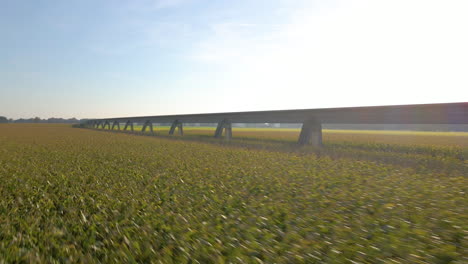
298, 119, 322, 147
102, 121, 110, 129
123, 120, 134, 132
169, 120, 183, 135
214, 119, 232, 140
111, 121, 120, 130
142, 120, 154, 133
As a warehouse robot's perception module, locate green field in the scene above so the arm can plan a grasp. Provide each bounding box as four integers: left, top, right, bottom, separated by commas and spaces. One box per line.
101, 125, 468, 147
0, 124, 466, 263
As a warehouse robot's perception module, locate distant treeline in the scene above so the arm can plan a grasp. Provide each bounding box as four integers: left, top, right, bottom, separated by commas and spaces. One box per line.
0, 116, 80, 124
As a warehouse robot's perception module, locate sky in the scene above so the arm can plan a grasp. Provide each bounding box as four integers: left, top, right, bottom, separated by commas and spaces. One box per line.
1, 0, 467, 119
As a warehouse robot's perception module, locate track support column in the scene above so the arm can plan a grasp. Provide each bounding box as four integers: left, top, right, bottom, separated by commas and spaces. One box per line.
298, 119, 322, 147
123, 120, 134, 132
111, 121, 120, 130
214, 119, 232, 141
142, 120, 154, 133
102, 121, 111, 129
169, 120, 183, 135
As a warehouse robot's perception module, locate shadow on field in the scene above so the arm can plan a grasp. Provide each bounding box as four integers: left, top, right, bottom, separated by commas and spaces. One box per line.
80, 127, 467, 174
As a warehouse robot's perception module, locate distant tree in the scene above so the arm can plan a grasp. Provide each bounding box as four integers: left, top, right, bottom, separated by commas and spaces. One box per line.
10, 117, 81, 123
0, 116, 8, 123
68, 118, 79, 123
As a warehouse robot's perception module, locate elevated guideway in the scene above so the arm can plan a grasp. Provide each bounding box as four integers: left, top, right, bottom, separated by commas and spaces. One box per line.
86, 102, 468, 146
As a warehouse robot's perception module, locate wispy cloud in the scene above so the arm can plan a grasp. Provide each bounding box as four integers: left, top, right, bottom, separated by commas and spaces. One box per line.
192, 22, 265, 63
119, 0, 192, 11
139, 22, 195, 48
84, 0, 196, 55
188, 0, 468, 108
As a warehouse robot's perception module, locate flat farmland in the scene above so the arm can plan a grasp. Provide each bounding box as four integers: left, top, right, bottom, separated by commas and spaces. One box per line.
0, 124, 466, 263
117, 126, 468, 147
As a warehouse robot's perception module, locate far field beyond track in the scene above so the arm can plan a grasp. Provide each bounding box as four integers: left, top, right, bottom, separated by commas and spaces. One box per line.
0, 124, 466, 263
123, 126, 468, 147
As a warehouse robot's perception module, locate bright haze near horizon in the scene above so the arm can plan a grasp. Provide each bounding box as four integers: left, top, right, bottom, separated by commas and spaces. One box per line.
1, 0, 467, 119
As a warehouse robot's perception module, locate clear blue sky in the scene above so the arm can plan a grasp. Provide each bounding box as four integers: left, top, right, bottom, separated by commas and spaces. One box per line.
1, 0, 467, 119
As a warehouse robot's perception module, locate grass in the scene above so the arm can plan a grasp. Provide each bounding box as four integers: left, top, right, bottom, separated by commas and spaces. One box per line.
0, 124, 466, 263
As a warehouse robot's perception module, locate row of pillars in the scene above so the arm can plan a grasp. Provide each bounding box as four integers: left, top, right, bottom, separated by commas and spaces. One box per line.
88, 119, 322, 147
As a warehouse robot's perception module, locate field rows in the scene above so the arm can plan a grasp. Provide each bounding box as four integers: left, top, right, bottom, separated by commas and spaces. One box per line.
0, 124, 466, 263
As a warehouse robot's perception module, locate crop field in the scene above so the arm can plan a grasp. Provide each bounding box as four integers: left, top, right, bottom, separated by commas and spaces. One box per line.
0, 124, 466, 263
110, 125, 468, 147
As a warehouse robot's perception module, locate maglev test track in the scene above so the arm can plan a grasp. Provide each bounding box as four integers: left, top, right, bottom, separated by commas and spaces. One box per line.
84, 102, 468, 146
